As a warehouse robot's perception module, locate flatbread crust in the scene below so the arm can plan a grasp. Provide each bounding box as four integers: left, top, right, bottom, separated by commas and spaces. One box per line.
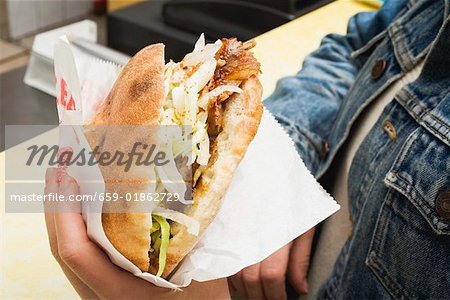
89, 44, 164, 126
86, 44, 165, 272
151, 76, 263, 277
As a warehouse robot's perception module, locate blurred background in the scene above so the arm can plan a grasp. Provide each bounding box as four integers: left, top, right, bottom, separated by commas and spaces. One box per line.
1, 0, 338, 63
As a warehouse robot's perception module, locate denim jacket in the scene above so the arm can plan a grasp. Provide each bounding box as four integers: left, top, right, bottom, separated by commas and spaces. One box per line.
265, 0, 450, 298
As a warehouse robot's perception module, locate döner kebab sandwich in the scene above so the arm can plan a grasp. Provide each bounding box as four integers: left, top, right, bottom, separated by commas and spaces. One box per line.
87, 35, 263, 278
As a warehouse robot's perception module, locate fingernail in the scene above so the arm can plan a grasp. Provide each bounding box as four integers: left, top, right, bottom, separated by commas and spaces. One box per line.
56, 167, 67, 183
302, 281, 309, 294
59, 175, 70, 186
60, 175, 76, 188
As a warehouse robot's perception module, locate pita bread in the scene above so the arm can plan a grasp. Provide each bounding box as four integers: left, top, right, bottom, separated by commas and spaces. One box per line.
88, 42, 262, 277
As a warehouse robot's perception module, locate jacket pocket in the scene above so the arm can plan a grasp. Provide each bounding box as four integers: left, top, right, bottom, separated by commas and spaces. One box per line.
366, 127, 450, 299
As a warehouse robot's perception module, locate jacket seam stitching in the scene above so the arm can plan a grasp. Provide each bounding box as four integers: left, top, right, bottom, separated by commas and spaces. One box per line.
366, 189, 410, 299
367, 251, 411, 299
401, 89, 450, 144
388, 173, 449, 235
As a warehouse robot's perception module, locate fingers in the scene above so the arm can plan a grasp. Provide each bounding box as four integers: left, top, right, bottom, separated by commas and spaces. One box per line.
44, 169, 98, 299
228, 276, 237, 296
52, 175, 116, 292
229, 242, 292, 300
288, 228, 316, 295
260, 243, 291, 300
242, 263, 264, 300
229, 271, 246, 298
44, 168, 60, 257
52, 174, 164, 299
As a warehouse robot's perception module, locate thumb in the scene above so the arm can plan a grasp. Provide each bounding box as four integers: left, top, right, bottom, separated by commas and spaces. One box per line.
58, 174, 81, 213
288, 227, 315, 294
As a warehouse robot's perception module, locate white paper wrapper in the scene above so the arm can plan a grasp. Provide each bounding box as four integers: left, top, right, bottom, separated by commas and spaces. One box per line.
54, 37, 339, 289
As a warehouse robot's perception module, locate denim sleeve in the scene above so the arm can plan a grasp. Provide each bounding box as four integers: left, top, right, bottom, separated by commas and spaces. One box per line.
264, 0, 409, 176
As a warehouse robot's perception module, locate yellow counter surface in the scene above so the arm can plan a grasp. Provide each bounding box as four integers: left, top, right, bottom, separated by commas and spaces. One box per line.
1, 1, 373, 298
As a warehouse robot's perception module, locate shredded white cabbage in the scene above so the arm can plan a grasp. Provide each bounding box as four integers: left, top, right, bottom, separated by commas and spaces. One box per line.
153, 207, 200, 235
160, 36, 222, 166
193, 33, 205, 52
155, 149, 187, 199
183, 40, 222, 67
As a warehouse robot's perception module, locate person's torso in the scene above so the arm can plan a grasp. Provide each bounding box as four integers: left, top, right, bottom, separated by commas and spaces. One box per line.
318, 1, 450, 298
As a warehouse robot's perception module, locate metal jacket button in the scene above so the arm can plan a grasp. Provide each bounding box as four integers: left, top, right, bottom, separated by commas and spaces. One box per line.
383, 120, 397, 141
372, 59, 387, 80
436, 191, 450, 220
